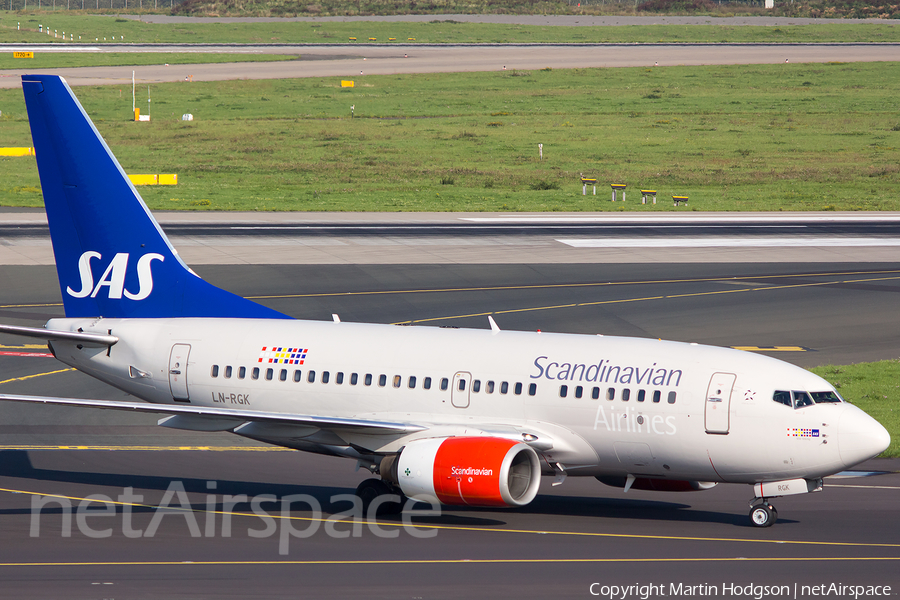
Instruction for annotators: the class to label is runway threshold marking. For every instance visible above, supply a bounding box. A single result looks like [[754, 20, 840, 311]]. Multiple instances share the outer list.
[[393, 274, 900, 326], [0, 368, 75, 386], [247, 268, 900, 301], [0, 556, 899, 568], [1, 485, 899, 550]]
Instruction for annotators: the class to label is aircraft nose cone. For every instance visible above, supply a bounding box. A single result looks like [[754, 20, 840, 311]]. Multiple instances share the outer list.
[[838, 406, 891, 468]]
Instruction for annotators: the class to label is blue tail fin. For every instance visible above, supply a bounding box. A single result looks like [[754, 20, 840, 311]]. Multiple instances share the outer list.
[[22, 75, 289, 320]]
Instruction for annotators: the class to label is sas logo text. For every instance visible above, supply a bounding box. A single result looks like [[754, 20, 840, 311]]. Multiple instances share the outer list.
[[67, 251, 164, 300]]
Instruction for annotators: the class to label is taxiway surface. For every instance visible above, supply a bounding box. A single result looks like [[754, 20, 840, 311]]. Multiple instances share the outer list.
[[0, 449, 896, 599], [1, 43, 897, 88], [1, 24, 898, 595], [2, 211, 900, 265], [0, 218, 898, 597]]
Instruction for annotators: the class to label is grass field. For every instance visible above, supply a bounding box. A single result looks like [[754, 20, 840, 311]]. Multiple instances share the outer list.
[[1, 60, 898, 211], [2, 13, 900, 44], [811, 360, 900, 458]]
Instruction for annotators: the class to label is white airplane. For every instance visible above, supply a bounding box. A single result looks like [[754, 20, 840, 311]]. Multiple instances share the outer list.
[[0, 74, 890, 528]]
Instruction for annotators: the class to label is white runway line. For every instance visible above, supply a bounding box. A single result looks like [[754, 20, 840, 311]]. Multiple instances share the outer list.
[[465, 214, 900, 223], [231, 224, 805, 230], [557, 238, 900, 248], [2, 46, 102, 53]]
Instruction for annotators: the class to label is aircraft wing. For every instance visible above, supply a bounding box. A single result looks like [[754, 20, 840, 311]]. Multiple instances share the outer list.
[[0, 393, 425, 435]]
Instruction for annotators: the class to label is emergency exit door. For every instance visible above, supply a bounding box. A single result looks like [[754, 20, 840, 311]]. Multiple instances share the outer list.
[[451, 371, 471, 408]]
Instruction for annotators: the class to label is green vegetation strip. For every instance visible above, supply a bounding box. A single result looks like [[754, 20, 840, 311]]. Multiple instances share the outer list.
[[1, 13, 900, 44], [0, 61, 898, 212], [166, 0, 900, 20], [0, 52, 296, 69], [812, 360, 900, 458]]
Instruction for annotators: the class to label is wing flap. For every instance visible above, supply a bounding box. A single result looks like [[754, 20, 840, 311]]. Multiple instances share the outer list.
[[158, 414, 248, 432]]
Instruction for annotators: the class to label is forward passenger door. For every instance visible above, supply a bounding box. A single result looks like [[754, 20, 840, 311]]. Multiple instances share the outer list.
[[705, 372, 736, 434]]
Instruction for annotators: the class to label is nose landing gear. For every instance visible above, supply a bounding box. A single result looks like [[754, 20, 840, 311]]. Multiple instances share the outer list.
[[748, 477, 822, 527]]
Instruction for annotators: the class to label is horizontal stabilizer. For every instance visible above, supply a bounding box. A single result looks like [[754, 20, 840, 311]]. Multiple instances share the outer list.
[[0, 324, 117, 346]]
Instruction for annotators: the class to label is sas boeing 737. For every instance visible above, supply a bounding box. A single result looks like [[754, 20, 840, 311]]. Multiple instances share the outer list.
[[0, 75, 890, 527]]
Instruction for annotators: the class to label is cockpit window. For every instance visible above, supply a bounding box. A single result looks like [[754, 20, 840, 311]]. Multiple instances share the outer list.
[[793, 391, 814, 408], [811, 391, 843, 404], [774, 390, 837, 409], [773, 390, 792, 407]]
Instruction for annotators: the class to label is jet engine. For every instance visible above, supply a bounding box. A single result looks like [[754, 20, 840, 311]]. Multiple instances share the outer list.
[[382, 436, 541, 507], [596, 476, 718, 492]]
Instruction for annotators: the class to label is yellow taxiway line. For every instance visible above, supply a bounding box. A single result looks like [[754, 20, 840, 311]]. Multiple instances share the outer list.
[[392, 273, 900, 326], [0, 368, 75, 386], [1, 485, 899, 550], [249, 268, 900, 301]]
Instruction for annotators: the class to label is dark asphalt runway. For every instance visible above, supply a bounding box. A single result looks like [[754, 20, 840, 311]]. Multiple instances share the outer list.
[[5, 218, 900, 239], [0, 449, 897, 599], [1, 261, 899, 598]]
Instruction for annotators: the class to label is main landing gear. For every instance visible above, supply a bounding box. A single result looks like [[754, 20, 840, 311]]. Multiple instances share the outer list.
[[355, 478, 407, 516], [749, 498, 778, 528]]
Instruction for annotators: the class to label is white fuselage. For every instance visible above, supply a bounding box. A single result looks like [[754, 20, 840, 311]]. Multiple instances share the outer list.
[[46, 316, 886, 485]]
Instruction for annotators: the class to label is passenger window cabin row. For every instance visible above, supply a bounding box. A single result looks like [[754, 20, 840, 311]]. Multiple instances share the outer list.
[[208, 364, 683, 404], [209, 366, 539, 397], [559, 384, 677, 404], [458, 378, 537, 397]]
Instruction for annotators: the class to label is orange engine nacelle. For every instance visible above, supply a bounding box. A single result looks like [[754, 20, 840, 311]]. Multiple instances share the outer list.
[[386, 436, 542, 507]]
